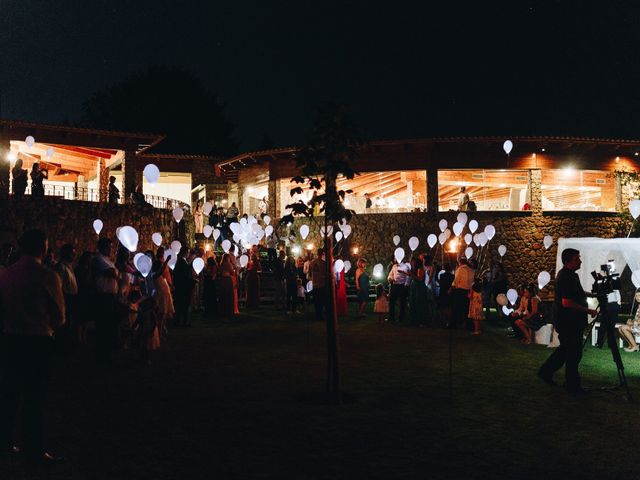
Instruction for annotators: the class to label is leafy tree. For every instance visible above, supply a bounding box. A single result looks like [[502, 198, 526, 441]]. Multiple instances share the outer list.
[[280, 103, 362, 404], [81, 65, 238, 156]]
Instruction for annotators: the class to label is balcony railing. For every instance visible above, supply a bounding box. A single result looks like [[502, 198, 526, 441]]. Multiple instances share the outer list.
[[12, 184, 190, 212]]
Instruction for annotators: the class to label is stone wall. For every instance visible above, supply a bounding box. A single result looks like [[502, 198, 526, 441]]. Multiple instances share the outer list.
[[291, 211, 630, 300], [0, 197, 192, 254]]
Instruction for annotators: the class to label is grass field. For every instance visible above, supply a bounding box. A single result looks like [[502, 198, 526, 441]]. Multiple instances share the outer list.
[[1, 307, 638, 479]]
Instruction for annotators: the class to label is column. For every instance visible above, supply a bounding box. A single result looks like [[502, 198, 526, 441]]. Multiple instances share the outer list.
[[122, 149, 141, 203], [426, 169, 438, 214], [237, 186, 245, 215], [0, 135, 9, 198], [98, 158, 109, 202], [268, 179, 281, 219], [529, 169, 542, 216]]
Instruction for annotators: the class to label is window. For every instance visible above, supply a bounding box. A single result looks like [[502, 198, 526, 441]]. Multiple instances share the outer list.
[[541, 169, 614, 211], [438, 170, 529, 211]]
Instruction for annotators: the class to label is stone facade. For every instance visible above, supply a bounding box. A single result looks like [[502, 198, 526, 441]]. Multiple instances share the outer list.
[[0, 197, 190, 254], [291, 211, 630, 300]]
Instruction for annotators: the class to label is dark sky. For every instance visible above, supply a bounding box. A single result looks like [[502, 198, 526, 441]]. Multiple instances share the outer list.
[[2, 1, 640, 150]]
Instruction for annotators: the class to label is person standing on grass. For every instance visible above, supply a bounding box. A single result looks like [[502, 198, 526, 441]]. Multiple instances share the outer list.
[[310, 248, 327, 321], [284, 255, 298, 314], [387, 259, 410, 323], [173, 247, 196, 327], [538, 248, 597, 394], [0, 229, 66, 465], [468, 281, 485, 335], [355, 259, 370, 316], [449, 257, 474, 329], [91, 237, 119, 364], [272, 250, 286, 310]]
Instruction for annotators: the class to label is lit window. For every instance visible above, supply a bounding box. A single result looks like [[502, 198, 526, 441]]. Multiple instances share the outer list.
[[438, 170, 530, 211], [541, 170, 614, 211]]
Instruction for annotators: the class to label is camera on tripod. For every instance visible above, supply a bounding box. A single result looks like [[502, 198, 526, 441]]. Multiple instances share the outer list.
[[591, 261, 621, 297]]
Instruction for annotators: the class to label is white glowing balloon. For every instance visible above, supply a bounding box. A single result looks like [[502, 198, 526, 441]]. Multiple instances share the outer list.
[[538, 271, 551, 289], [342, 224, 352, 239], [334, 259, 345, 273], [203, 225, 213, 238], [465, 246, 473, 259], [251, 223, 262, 234], [163, 249, 172, 262], [133, 252, 145, 267], [630, 200, 640, 220], [473, 234, 480, 246], [444, 229, 451, 240], [394, 247, 405, 264], [203, 202, 213, 215], [307, 280, 313, 292], [320, 226, 333, 237], [135, 255, 152, 278], [543, 235, 553, 250], [229, 222, 241, 235], [496, 293, 508, 306], [344, 260, 352, 273], [633, 270, 640, 288], [427, 234, 437, 248], [300, 224, 310, 240], [373, 264, 384, 277], [213, 229, 221, 241], [393, 235, 401, 246], [25, 135, 35, 147], [221, 239, 231, 253], [408, 236, 419, 252], [335, 231, 343, 242], [468, 219, 478, 234], [143, 164, 160, 184], [464, 233, 472, 245], [171, 240, 182, 253], [46, 146, 54, 158], [498, 244, 507, 257], [453, 222, 463, 237], [172, 207, 184, 223], [248, 215, 258, 225], [507, 288, 518, 305], [232, 234, 241, 243], [239, 255, 249, 268], [92, 219, 103, 235], [484, 225, 496, 240], [192, 257, 205, 274], [478, 232, 488, 247], [263, 215, 271, 225], [457, 212, 468, 226], [168, 255, 177, 270], [152, 232, 163, 246], [438, 219, 447, 233], [240, 217, 248, 226], [117, 226, 139, 253], [265, 225, 274, 237], [438, 233, 447, 245], [502, 305, 514, 316], [503, 139, 513, 155]]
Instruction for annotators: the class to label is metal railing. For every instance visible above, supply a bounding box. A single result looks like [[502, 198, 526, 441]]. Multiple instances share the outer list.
[[12, 184, 190, 212]]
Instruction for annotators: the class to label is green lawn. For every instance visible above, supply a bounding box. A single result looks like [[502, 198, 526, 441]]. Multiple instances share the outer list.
[[2, 308, 638, 479]]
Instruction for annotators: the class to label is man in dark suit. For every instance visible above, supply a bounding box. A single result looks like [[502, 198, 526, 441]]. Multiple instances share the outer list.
[[173, 247, 195, 327]]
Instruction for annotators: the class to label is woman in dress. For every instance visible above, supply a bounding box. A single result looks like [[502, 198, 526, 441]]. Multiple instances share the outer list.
[[30, 162, 48, 199], [335, 256, 348, 316], [203, 255, 218, 318], [355, 259, 370, 316], [194, 199, 204, 234], [218, 253, 237, 319], [11, 158, 28, 198], [408, 256, 428, 325], [245, 248, 262, 309], [512, 283, 545, 344], [153, 259, 174, 341]]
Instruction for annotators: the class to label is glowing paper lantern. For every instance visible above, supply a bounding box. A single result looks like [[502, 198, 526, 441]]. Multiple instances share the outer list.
[[172, 207, 184, 223], [263, 215, 271, 225], [427, 234, 437, 248], [457, 212, 468, 226], [344, 260, 352, 273], [92, 219, 103, 235], [468, 219, 478, 234], [503, 140, 513, 155], [629, 200, 640, 220], [265, 225, 274, 237], [453, 222, 463, 237], [213, 229, 221, 241], [465, 246, 473, 259], [393, 235, 401, 246], [203, 202, 213, 215], [143, 164, 160, 184], [394, 247, 405, 264], [496, 293, 508, 306], [117, 226, 139, 253], [506, 288, 518, 305], [171, 240, 182, 254], [484, 225, 496, 240], [192, 257, 205, 274], [203, 225, 213, 238], [221, 239, 231, 253], [152, 232, 163, 246], [408, 236, 419, 252], [135, 254, 152, 278], [543, 235, 553, 250], [464, 233, 472, 245], [300, 225, 310, 240], [438, 219, 447, 233], [538, 271, 551, 289], [25, 135, 35, 147], [335, 231, 343, 242], [342, 224, 352, 239], [334, 259, 345, 273], [498, 244, 507, 257]]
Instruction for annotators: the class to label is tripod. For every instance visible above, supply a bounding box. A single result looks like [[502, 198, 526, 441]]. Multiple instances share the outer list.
[[583, 294, 633, 401]]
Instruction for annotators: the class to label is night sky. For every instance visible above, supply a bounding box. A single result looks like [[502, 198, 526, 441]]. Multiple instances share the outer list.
[[2, 1, 640, 150]]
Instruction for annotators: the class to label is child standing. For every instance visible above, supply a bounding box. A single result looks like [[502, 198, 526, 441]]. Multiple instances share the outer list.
[[296, 278, 306, 312], [373, 284, 389, 324], [468, 280, 485, 335]]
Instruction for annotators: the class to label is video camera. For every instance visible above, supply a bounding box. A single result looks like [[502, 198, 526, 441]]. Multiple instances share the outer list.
[[591, 261, 621, 297]]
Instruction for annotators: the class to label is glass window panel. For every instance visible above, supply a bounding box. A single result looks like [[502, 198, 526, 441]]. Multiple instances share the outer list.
[[438, 170, 529, 211], [541, 169, 614, 211]]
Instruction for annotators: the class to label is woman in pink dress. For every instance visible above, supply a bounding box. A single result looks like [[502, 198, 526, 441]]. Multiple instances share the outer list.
[[336, 268, 348, 316]]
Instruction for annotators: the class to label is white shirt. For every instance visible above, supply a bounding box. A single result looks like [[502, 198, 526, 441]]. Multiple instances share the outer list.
[[388, 263, 411, 286], [452, 264, 475, 290]]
